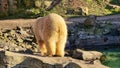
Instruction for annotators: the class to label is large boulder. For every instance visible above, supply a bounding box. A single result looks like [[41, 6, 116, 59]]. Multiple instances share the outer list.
[[119, 0, 120, 3], [0, 51, 109, 68]]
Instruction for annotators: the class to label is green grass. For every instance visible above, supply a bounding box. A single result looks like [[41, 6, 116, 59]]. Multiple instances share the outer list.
[[100, 48, 120, 68]]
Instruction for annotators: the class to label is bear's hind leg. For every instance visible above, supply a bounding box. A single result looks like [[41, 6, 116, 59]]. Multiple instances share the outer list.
[[38, 40, 47, 56]]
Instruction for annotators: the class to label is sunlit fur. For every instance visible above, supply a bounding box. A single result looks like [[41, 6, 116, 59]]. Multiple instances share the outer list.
[[33, 13, 67, 57]]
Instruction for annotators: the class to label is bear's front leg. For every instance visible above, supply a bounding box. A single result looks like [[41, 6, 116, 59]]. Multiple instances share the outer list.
[[56, 42, 65, 57], [45, 41, 56, 56], [55, 34, 67, 57]]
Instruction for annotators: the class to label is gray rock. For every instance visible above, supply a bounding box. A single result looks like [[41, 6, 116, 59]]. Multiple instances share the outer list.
[[15, 37, 23, 43], [16, 26, 29, 36], [67, 20, 120, 49], [0, 51, 109, 68], [3, 46, 9, 50], [25, 49, 33, 54], [14, 48, 19, 51], [0, 31, 2, 36], [70, 49, 103, 61]]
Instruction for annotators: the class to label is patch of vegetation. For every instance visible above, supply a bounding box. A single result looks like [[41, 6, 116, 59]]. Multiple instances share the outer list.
[[0, 0, 120, 19], [110, 0, 120, 6], [110, 8, 120, 15], [101, 48, 120, 68]]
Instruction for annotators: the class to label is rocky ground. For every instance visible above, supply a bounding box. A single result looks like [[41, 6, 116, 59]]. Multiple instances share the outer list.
[[0, 50, 108, 68], [0, 14, 120, 68], [0, 25, 109, 68], [0, 18, 119, 53], [0, 26, 37, 54]]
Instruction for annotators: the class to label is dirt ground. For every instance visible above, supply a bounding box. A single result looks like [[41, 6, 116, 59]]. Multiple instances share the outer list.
[[0, 19, 35, 29], [0, 14, 120, 29]]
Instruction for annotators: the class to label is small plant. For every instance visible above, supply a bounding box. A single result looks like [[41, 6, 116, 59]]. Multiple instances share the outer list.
[[39, 8, 48, 17]]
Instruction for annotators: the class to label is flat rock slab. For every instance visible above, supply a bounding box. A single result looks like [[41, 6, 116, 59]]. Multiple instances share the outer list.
[[0, 51, 109, 68]]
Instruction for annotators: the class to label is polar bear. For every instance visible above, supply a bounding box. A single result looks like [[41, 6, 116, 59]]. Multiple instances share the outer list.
[[33, 13, 67, 57]]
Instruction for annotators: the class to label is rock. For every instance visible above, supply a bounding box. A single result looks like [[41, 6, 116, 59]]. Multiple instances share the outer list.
[[67, 19, 120, 48], [16, 26, 29, 36], [15, 37, 23, 43], [23, 38, 33, 44], [89, 51, 103, 59], [83, 15, 96, 29], [9, 30, 16, 35], [25, 45, 32, 49], [2, 28, 11, 33], [16, 26, 22, 31], [71, 49, 103, 61], [14, 48, 19, 51], [35, 0, 41, 8], [33, 48, 38, 53], [119, 0, 120, 3], [20, 44, 26, 48], [44, 1, 52, 8], [0, 31, 2, 36], [0, 27, 38, 53], [3, 33, 9, 38], [20, 30, 29, 36], [80, 7, 89, 15], [0, 51, 109, 68], [24, 49, 33, 54], [3, 46, 9, 50], [66, 41, 70, 49]]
